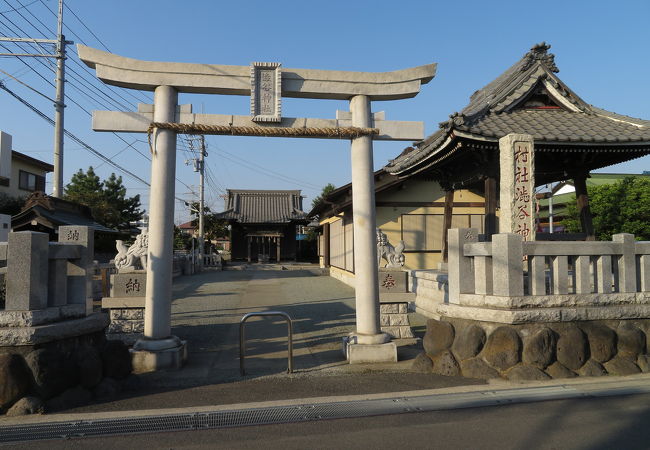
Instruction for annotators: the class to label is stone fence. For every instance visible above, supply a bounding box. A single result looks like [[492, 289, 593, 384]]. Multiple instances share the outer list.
[[0, 227, 94, 320], [445, 229, 650, 324]]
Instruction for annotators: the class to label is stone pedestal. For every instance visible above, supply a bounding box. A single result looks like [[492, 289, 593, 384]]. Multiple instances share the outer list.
[[130, 336, 187, 373], [344, 339, 397, 364], [378, 269, 415, 339], [380, 294, 415, 339], [102, 272, 147, 344], [102, 297, 145, 344]]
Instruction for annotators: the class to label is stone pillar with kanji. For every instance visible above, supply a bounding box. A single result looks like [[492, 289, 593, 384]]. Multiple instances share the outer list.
[[499, 134, 535, 241]]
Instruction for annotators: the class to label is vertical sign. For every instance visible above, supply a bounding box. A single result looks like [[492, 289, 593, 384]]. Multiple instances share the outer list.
[[250, 62, 282, 122], [499, 134, 535, 241]]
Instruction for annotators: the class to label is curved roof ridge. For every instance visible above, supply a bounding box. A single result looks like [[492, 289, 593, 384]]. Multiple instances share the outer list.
[[589, 106, 650, 128], [385, 42, 650, 177]]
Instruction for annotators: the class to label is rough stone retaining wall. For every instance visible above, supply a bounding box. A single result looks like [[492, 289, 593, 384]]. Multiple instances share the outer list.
[[414, 317, 650, 381], [0, 332, 133, 416]]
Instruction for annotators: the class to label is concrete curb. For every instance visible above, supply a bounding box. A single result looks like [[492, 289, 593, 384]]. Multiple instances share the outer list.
[[3, 373, 649, 428]]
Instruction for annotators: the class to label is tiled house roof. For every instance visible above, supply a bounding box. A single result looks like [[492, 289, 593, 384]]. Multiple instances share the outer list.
[[11, 192, 117, 233], [386, 42, 650, 177], [215, 189, 307, 224]]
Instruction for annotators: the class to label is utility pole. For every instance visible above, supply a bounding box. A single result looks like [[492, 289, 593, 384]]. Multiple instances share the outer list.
[[198, 135, 206, 271], [52, 0, 66, 198], [0, 0, 69, 197], [188, 135, 206, 271]]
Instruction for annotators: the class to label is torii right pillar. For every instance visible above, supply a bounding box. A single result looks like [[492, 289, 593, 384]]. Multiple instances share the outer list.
[[345, 95, 396, 363]]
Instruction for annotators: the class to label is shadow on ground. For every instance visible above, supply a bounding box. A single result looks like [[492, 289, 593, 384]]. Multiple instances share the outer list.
[[54, 268, 484, 415]]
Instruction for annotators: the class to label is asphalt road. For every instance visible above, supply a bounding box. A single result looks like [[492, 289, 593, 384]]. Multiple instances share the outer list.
[[7, 393, 650, 449]]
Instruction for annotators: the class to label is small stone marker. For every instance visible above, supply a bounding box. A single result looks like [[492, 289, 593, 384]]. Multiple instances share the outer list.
[[499, 133, 535, 241], [59, 226, 94, 315], [6, 232, 49, 311]]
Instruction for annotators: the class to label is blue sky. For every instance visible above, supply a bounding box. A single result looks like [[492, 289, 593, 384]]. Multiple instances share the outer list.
[[1, 0, 649, 223]]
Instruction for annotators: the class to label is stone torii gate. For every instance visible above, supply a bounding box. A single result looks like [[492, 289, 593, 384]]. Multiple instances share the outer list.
[[78, 45, 436, 370]]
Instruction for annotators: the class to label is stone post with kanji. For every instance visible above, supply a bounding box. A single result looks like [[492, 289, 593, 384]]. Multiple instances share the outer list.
[[499, 134, 535, 241]]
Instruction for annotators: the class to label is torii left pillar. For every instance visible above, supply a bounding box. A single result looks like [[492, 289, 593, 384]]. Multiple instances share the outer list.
[[131, 85, 187, 372]]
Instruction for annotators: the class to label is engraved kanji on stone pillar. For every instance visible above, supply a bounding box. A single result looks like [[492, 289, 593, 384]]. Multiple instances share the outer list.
[[499, 134, 535, 241], [59, 225, 94, 315], [250, 62, 281, 122]]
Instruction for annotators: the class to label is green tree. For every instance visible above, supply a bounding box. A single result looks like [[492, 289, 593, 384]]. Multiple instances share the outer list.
[[187, 202, 229, 249], [173, 225, 192, 250], [103, 173, 143, 228], [0, 193, 26, 216], [562, 176, 650, 240], [64, 167, 143, 230], [311, 183, 336, 210]]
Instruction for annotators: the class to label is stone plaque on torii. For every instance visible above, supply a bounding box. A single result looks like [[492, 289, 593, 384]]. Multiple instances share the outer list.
[[78, 45, 436, 368]]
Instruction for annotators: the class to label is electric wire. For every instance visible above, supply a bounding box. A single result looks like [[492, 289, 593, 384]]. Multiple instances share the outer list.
[[0, 0, 38, 14], [0, 65, 52, 100], [2, 13, 192, 192], [2, 1, 271, 205], [211, 145, 321, 190], [7, 0, 148, 109], [0, 80, 149, 186], [0, 80, 195, 204], [2, 4, 135, 111], [38, 0, 150, 104]]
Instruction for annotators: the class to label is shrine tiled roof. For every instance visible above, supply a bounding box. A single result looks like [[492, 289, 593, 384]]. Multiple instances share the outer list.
[[215, 189, 307, 224], [11, 192, 117, 233], [386, 42, 650, 176]]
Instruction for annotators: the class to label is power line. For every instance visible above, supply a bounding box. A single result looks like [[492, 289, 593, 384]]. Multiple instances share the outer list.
[[62, 1, 110, 52], [1, 1, 205, 201], [0, 65, 53, 100], [211, 144, 322, 190], [3, 0, 148, 111], [38, 0, 150, 104], [0, 0, 38, 14], [2, 2, 137, 111], [0, 80, 150, 186], [1, 79, 196, 205]]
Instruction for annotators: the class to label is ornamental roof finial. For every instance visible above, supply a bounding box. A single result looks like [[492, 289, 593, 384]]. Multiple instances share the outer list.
[[521, 42, 559, 73]]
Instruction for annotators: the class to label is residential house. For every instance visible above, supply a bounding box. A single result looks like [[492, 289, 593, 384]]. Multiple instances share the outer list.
[[0, 131, 52, 199]]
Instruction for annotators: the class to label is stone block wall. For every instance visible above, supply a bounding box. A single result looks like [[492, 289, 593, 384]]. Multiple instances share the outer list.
[[414, 317, 650, 380], [408, 270, 448, 318], [380, 302, 414, 339], [107, 308, 144, 345]]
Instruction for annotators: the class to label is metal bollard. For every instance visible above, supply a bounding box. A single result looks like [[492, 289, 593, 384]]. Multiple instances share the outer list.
[[240, 311, 293, 376]]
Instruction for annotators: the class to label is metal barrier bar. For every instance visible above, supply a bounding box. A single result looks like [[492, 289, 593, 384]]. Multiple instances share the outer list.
[[240, 311, 293, 376]]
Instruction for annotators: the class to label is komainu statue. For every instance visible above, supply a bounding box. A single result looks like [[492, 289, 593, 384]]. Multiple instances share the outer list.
[[376, 228, 405, 268], [114, 228, 148, 272]]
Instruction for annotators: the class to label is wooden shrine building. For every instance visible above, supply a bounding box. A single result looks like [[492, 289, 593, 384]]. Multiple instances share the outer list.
[[385, 42, 650, 242], [215, 189, 308, 262], [11, 192, 116, 238]]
